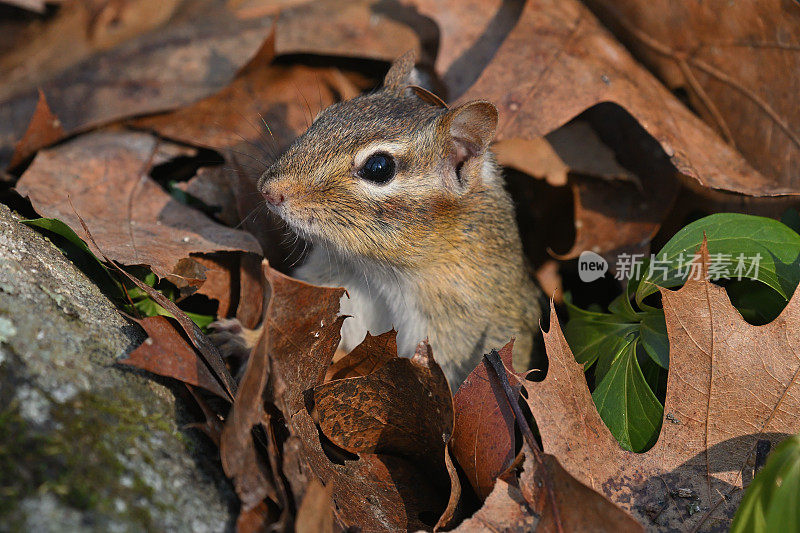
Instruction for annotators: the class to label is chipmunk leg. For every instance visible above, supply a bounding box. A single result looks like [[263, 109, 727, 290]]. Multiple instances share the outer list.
[[207, 318, 262, 365]]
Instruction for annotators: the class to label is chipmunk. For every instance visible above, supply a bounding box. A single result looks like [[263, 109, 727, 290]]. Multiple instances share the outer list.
[[215, 52, 542, 389]]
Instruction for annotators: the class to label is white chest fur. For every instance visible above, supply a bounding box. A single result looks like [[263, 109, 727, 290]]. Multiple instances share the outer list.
[[292, 246, 427, 358]]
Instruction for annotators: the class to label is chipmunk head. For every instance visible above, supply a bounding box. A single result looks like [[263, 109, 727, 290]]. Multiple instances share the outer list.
[[258, 51, 499, 266]]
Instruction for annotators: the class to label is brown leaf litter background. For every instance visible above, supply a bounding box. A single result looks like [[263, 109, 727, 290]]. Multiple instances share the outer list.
[[2, 0, 800, 530]]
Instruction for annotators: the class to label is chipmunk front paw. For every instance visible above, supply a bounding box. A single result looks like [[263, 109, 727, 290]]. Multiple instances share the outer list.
[[207, 318, 262, 369]]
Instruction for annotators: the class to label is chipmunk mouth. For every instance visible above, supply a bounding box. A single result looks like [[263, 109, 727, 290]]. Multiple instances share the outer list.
[[264, 200, 322, 243]]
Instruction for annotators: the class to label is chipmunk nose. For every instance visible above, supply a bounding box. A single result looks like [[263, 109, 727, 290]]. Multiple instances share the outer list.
[[262, 188, 284, 206]]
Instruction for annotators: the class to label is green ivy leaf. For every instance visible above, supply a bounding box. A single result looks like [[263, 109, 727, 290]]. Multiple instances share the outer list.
[[565, 213, 800, 455], [636, 213, 800, 304], [731, 434, 800, 533], [23, 218, 95, 256], [726, 279, 787, 325], [639, 311, 668, 368], [591, 338, 663, 452], [564, 297, 638, 375], [133, 296, 214, 330], [780, 208, 800, 235]]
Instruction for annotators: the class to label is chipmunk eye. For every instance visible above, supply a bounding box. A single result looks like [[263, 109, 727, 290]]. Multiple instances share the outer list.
[[359, 152, 395, 184]]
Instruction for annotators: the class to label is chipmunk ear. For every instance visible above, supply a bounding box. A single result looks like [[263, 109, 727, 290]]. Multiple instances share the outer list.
[[383, 50, 416, 94], [443, 100, 498, 156], [438, 100, 498, 188]]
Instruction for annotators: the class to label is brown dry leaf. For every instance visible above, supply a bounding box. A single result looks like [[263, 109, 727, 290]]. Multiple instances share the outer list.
[[517, 242, 800, 530], [523, 451, 644, 532], [453, 444, 643, 532], [236, 500, 277, 533], [562, 170, 678, 260], [185, 385, 225, 448], [228, 0, 311, 19], [120, 316, 229, 399], [450, 476, 538, 532], [494, 120, 635, 187], [313, 339, 453, 477], [130, 33, 356, 162], [259, 266, 452, 531], [534, 260, 562, 305], [220, 293, 277, 511], [587, 0, 800, 189], [450, 341, 516, 500], [435, 447, 464, 530], [495, 115, 677, 259], [236, 253, 265, 328], [193, 255, 239, 318], [1, 0, 48, 12], [0, 1, 272, 167], [0, 0, 179, 98], [452, 351, 641, 532], [560, 106, 683, 260], [502, 444, 642, 532], [8, 89, 65, 169], [16, 131, 261, 285], [194, 253, 264, 329], [410, 0, 786, 195], [73, 212, 237, 400], [171, 161, 295, 274], [493, 137, 570, 187], [274, 0, 426, 62], [398, 0, 524, 97], [324, 330, 398, 381], [294, 479, 334, 533], [173, 166, 240, 227]]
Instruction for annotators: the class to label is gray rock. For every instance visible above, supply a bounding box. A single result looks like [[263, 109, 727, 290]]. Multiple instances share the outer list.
[[0, 203, 237, 532]]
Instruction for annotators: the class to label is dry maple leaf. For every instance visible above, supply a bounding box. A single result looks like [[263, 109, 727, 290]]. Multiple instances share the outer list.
[[8, 89, 65, 170], [130, 30, 361, 162], [452, 348, 643, 532], [407, 0, 786, 196], [74, 218, 237, 400], [586, 0, 800, 190], [515, 241, 800, 530], [16, 131, 261, 287], [273, 0, 428, 63], [294, 479, 335, 533], [0, 0, 179, 99], [120, 315, 229, 399], [450, 340, 517, 501], [193, 253, 264, 329], [0, 0, 272, 168], [250, 265, 456, 531], [324, 329, 399, 381]]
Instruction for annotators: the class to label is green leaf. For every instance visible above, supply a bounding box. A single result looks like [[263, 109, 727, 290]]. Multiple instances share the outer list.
[[133, 296, 214, 330], [636, 213, 800, 303], [564, 297, 638, 375], [726, 279, 788, 325], [23, 218, 94, 255], [731, 434, 800, 533], [607, 290, 639, 320], [639, 311, 669, 368], [780, 208, 800, 235], [591, 338, 663, 452]]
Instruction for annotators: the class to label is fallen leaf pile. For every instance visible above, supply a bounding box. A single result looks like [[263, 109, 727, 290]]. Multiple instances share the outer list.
[[2, 0, 800, 530]]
